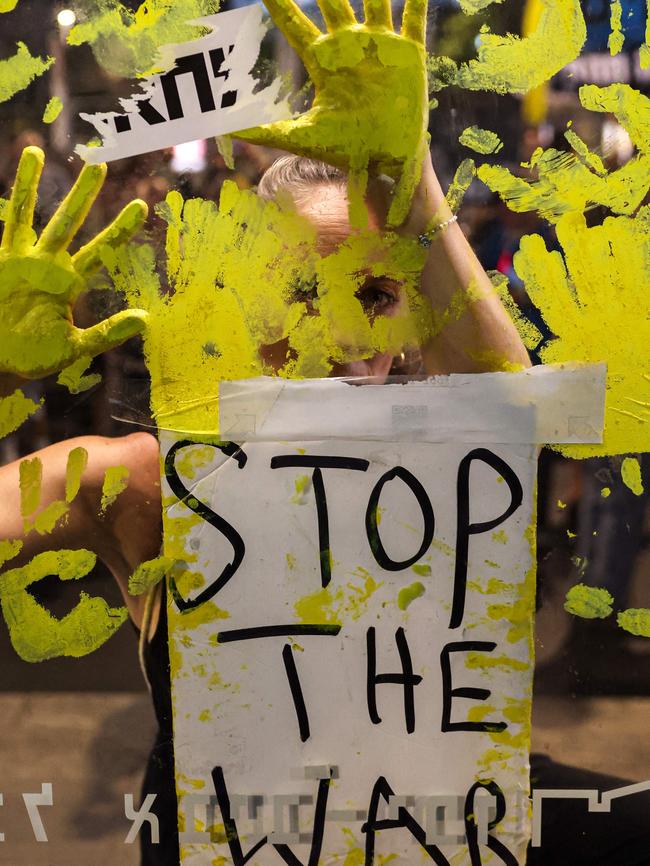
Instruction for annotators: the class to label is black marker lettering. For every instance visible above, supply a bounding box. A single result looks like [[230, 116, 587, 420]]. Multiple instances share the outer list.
[[362, 775, 451, 866], [271, 455, 369, 588], [211, 766, 331, 866], [164, 440, 247, 612], [366, 627, 422, 734], [365, 466, 434, 571], [464, 780, 518, 866], [273, 771, 332, 866], [211, 766, 267, 865], [451, 449, 523, 629], [440, 641, 507, 733], [216, 624, 341, 643], [282, 643, 311, 742]]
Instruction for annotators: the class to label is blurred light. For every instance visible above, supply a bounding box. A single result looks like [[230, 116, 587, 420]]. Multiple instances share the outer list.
[[602, 119, 634, 165], [57, 9, 77, 27], [171, 140, 207, 174]]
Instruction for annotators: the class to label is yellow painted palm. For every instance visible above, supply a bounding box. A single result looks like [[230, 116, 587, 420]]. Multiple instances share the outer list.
[[0, 146, 148, 379], [233, 0, 430, 226]]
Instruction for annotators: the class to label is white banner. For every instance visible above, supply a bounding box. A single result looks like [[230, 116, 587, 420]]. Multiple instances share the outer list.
[[77, 5, 291, 164], [160, 369, 604, 866]]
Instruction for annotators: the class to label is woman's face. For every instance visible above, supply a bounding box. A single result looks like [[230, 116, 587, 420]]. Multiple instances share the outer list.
[[260, 182, 405, 381]]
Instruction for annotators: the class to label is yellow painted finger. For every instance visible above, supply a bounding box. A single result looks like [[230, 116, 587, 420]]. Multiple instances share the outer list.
[[363, 0, 393, 29], [262, 0, 322, 55], [316, 0, 356, 31], [73, 308, 148, 359], [72, 198, 148, 279], [35, 162, 107, 255], [401, 0, 427, 43], [1, 146, 44, 251]]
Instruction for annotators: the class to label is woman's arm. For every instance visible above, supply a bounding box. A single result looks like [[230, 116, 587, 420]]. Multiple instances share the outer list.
[[402, 151, 531, 375], [0, 432, 162, 629]]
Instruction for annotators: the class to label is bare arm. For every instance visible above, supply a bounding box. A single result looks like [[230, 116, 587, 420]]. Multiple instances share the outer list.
[[0, 432, 162, 629], [403, 151, 531, 375]]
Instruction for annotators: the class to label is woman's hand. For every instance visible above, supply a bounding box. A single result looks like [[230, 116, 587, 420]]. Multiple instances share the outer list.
[[233, 0, 430, 226], [0, 146, 149, 380]]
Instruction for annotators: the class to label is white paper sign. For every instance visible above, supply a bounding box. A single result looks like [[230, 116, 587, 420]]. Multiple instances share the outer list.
[[159, 370, 604, 866], [77, 5, 291, 164]]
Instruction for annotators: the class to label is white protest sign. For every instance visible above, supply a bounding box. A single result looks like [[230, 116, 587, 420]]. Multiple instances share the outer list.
[[76, 5, 291, 164], [159, 366, 604, 866]]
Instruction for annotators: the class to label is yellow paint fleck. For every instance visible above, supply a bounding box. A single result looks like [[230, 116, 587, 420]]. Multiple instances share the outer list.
[[617, 608, 650, 637], [459, 125, 503, 154], [564, 583, 614, 619], [397, 580, 425, 610], [291, 474, 311, 503], [601, 486, 611, 497], [57, 356, 101, 394], [42, 96, 63, 124], [621, 456, 644, 495]]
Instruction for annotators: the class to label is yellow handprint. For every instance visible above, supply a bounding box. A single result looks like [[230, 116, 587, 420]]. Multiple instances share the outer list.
[[233, 0, 429, 226], [0, 146, 149, 381], [478, 84, 650, 457], [0, 447, 133, 661]]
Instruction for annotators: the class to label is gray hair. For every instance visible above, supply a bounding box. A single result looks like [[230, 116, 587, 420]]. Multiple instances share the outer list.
[[257, 155, 347, 203]]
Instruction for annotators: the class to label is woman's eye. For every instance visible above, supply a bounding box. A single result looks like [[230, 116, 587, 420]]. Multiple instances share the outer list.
[[357, 284, 398, 315]]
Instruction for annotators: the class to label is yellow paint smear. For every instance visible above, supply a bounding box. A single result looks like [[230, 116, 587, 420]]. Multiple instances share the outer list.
[[454, 0, 586, 94], [67, 0, 220, 78], [100, 465, 130, 513], [459, 125, 503, 154], [0, 539, 22, 567], [480, 84, 650, 457], [19, 456, 41, 518], [0, 389, 41, 439], [128, 556, 175, 596], [295, 572, 383, 625], [609, 0, 625, 55], [0, 43, 53, 104], [65, 446, 88, 503]]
